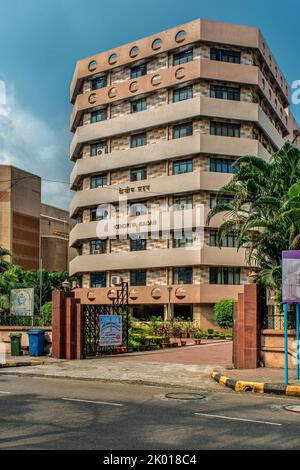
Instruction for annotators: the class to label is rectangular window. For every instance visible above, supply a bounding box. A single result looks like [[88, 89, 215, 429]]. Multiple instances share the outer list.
[[90, 141, 108, 156], [210, 122, 240, 138], [173, 85, 193, 103], [210, 48, 241, 64], [210, 195, 234, 209], [91, 108, 107, 124], [131, 64, 147, 79], [131, 98, 147, 113], [173, 267, 193, 285], [173, 233, 193, 248], [91, 173, 108, 189], [131, 132, 147, 148], [130, 269, 147, 286], [210, 85, 240, 101], [77, 275, 83, 288], [210, 158, 235, 174], [210, 230, 238, 248], [173, 49, 193, 66], [90, 272, 106, 288], [173, 122, 193, 139], [210, 267, 241, 285], [90, 207, 109, 221], [130, 166, 147, 182], [173, 159, 193, 175], [173, 196, 193, 210], [129, 203, 147, 217], [90, 239, 107, 254], [130, 238, 147, 251], [91, 75, 108, 90]]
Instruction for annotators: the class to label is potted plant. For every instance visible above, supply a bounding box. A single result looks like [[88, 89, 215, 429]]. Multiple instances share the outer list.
[[194, 329, 203, 345], [180, 339, 187, 347]]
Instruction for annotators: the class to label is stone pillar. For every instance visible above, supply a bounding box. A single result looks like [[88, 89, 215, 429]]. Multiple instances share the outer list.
[[233, 284, 260, 369], [52, 291, 83, 360]]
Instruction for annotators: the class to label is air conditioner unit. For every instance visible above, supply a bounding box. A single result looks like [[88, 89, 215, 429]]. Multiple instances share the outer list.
[[111, 276, 122, 286], [97, 149, 103, 155]]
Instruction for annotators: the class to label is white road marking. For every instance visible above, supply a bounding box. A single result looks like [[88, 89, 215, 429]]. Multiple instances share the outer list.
[[194, 413, 282, 427], [0, 391, 11, 395], [62, 398, 124, 407]]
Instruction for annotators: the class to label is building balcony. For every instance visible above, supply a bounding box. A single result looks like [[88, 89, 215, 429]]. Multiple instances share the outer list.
[[69, 170, 234, 217], [70, 19, 289, 108], [69, 245, 247, 276], [70, 133, 269, 188], [71, 59, 289, 134], [70, 96, 284, 161], [69, 208, 204, 247], [74, 283, 245, 305]]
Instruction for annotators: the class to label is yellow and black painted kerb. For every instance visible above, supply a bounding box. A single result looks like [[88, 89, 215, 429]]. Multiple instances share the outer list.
[[212, 371, 300, 398], [0, 361, 44, 369]]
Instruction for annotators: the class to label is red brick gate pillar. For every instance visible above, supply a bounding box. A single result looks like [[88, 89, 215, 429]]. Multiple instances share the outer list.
[[52, 291, 84, 360], [233, 284, 260, 369]]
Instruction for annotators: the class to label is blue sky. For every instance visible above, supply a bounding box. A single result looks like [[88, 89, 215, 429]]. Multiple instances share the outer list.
[[0, 0, 299, 209]]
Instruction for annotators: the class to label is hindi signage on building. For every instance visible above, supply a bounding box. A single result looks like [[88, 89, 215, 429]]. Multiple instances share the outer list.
[[99, 315, 123, 347], [282, 251, 300, 303], [10, 288, 34, 316]]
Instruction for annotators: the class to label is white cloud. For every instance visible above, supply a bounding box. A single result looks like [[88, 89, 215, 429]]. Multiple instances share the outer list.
[[0, 84, 72, 210]]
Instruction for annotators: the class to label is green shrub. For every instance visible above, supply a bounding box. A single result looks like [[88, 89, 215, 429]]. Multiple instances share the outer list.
[[39, 301, 52, 326], [214, 299, 236, 329]]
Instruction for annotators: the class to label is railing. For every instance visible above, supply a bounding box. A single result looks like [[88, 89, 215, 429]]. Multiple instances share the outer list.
[[262, 312, 296, 330], [0, 315, 45, 327]]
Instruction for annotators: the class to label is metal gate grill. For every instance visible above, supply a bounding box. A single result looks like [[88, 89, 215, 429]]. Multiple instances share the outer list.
[[83, 282, 129, 357]]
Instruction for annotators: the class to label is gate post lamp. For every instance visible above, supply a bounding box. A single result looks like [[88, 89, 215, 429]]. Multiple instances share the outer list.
[[62, 279, 71, 292]]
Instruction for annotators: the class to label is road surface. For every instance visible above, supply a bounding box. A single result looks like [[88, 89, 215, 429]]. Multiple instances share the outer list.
[[0, 374, 300, 450]]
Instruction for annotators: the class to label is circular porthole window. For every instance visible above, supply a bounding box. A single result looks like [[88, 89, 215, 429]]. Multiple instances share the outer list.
[[108, 53, 118, 65], [88, 60, 97, 72], [175, 67, 186, 80], [129, 81, 139, 93], [151, 74, 161, 86], [108, 87, 117, 99], [152, 38, 162, 51], [129, 46, 140, 58], [88, 93, 97, 104], [175, 30, 187, 43]]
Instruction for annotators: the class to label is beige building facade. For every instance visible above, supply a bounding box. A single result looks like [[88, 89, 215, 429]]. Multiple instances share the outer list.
[[69, 19, 300, 327], [0, 165, 74, 272]]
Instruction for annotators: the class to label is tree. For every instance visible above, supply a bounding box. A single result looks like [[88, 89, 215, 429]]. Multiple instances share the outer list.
[[214, 299, 235, 329], [208, 141, 300, 310], [0, 247, 12, 273]]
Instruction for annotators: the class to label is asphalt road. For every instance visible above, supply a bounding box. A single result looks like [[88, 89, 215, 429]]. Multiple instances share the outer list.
[[0, 374, 300, 450]]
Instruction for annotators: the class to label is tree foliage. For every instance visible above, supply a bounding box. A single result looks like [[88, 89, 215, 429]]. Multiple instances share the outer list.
[[214, 299, 235, 329], [0, 250, 75, 314], [208, 141, 300, 293]]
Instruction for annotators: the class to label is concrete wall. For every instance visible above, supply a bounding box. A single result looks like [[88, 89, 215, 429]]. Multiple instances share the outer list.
[[261, 330, 297, 368], [0, 327, 52, 355]]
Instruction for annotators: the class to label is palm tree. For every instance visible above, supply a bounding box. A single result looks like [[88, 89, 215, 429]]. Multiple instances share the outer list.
[[207, 141, 300, 300]]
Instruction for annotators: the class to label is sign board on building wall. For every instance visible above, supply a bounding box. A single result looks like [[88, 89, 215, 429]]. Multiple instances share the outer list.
[[10, 288, 34, 316], [282, 251, 300, 303], [99, 315, 122, 347]]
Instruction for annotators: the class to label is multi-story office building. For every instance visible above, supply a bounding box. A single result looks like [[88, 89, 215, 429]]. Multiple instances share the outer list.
[[69, 19, 299, 328], [0, 165, 75, 272]]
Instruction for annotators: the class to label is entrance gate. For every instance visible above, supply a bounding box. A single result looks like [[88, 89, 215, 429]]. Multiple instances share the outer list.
[[83, 282, 129, 357]]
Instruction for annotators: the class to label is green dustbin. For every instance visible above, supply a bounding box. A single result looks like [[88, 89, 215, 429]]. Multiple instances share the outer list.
[[10, 333, 22, 357]]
